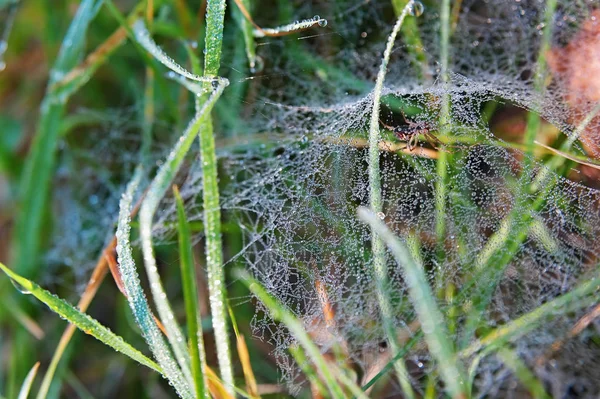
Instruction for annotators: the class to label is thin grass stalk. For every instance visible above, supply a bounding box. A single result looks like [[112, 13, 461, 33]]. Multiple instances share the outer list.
[[174, 186, 208, 399], [199, 0, 234, 392], [367, 1, 416, 396], [358, 207, 467, 399], [435, 0, 451, 268], [232, 0, 257, 71]]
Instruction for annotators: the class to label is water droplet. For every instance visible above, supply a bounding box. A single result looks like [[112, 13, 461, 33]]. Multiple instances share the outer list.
[[409, 1, 424, 17], [376, 212, 386, 220], [10, 278, 31, 295], [317, 19, 328, 27]]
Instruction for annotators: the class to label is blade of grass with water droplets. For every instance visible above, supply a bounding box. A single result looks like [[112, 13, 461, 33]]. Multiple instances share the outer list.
[[358, 207, 467, 399], [368, 2, 418, 396], [0, 262, 162, 375], [199, 0, 235, 392], [133, 18, 229, 388], [116, 167, 193, 398]]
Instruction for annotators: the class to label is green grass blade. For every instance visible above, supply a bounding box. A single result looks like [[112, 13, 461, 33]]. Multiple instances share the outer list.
[[368, 2, 418, 396], [115, 167, 193, 398], [0, 262, 162, 375], [237, 270, 368, 399], [496, 348, 551, 399], [231, 0, 258, 72], [203, 0, 226, 78], [435, 0, 451, 268], [199, 0, 234, 392], [357, 207, 467, 399], [12, 0, 102, 277], [174, 185, 208, 399], [17, 362, 39, 399], [133, 19, 229, 389]]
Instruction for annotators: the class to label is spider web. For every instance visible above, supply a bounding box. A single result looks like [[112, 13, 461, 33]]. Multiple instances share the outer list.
[[46, 0, 600, 396]]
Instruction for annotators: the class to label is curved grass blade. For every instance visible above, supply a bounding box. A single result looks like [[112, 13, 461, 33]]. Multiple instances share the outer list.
[[367, 3, 419, 396], [17, 362, 39, 399], [0, 262, 161, 375], [174, 185, 208, 399], [116, 167, 192, 398], [357, 207, 467, 399]]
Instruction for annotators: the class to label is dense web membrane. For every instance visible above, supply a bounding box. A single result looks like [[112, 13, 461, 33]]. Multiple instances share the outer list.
[[207, 1, 600, 395], [50, 0, 600, 396]]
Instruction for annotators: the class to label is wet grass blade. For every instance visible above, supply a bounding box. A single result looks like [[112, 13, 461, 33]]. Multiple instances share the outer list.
[[0, 262, 162, 375], [174, 185, 208, 399], [358, 207, 468, 399], [116, 167, 193, 398], [200, 0, 234, 392], [367, 2, 419, 396]]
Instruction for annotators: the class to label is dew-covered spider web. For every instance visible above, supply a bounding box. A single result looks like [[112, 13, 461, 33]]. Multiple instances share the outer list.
[[50, 0, 600, 396]]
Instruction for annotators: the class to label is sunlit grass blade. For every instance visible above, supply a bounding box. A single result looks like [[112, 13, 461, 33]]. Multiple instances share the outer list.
[[496, 348, 551, 399], [174, 185, 207, 399], [12, 0, 102, 277], [0, 262, 162, 375], [237, 270, 369, 399], [357, 207, 467, 399], [115, 166, 193, 398], [435, 0, 452, 270], [17, 362, 39, 399]]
